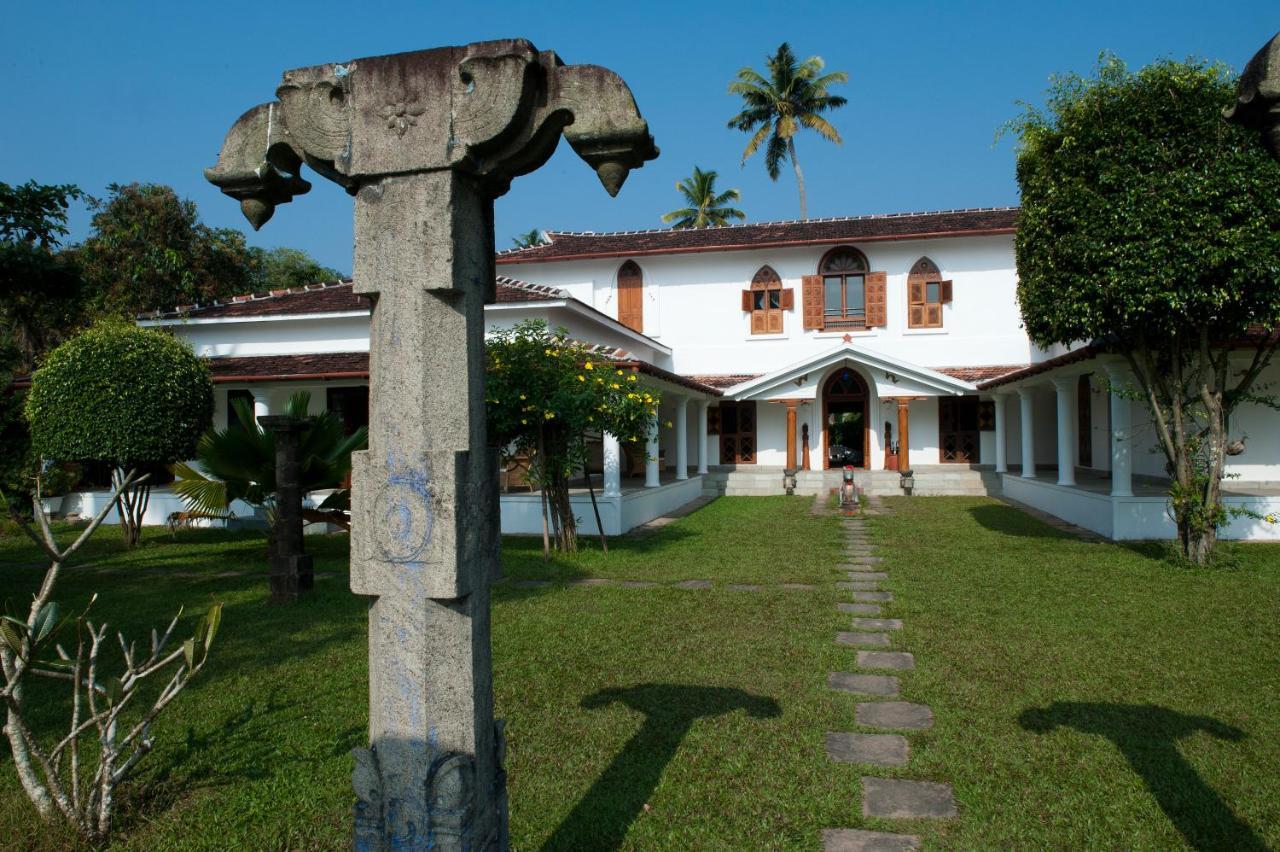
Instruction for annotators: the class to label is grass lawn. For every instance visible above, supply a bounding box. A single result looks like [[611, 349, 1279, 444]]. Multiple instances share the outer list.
[[0, 495, 1277, 849]]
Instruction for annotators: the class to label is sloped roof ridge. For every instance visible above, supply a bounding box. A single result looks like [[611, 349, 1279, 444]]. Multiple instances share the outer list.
[[494, 274, 570, 299], [495, 206, 1021, 251], [137, 277, 354, 320]]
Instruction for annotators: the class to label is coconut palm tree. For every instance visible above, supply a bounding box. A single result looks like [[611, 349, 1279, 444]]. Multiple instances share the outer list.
[[661, 167, 746, 229], [512, 229, 544, 248], [171, 390, 366, 530], [727, 43, 848, 220]]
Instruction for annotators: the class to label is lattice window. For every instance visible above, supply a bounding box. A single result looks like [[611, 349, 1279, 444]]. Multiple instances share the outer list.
[[907, 256, 951, 329], [742, 265, 791, 334]]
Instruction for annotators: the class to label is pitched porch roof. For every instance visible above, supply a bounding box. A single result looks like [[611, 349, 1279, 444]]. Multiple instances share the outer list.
[[723, 341, 980, 400]]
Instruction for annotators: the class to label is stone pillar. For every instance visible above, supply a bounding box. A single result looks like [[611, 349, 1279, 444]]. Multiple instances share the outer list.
[[696, 401, 709, 475], [785, 400, 799, 470], [993, 394, 1008, 474], [674, 396, 689, 480], [1105, 363, 1134, 498], [602, 432, 622, 498], [1019, 388, 1037, 478], [1053, 375, 1077, 487], [206, 42, 657, 852], [645, 415, 660, 488], [259, 415, 314, 603]]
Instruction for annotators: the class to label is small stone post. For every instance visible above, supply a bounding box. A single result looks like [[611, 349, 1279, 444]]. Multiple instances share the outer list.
[[206, 41, 656, 851], [259, 414, 314, 603]]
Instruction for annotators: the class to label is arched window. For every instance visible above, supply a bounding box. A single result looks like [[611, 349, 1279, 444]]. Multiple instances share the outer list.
[[819, 247, 870, 329], [907, 256, 951, 329], [742, 265, 791, 334], [617, 260, 643, 332]]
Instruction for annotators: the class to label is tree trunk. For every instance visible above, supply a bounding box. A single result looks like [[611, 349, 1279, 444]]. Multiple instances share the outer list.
[[112, 467, 150, 549], [788, 138, 807, 220]]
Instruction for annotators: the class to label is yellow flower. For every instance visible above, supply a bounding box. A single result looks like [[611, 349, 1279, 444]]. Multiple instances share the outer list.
[[616, 369, 624, 376], [521, 418, 528, 424], [519, 394, 526, 400], [545, 411, 555, 419], [627, 374, 637, 382], [1267, 513, 1278, 524], [610, 383, 621, 389], [596, 377, 604, 384], [544, 348, 553, 356], [585, 362, 594, 370], [578, 374, 585, 382]]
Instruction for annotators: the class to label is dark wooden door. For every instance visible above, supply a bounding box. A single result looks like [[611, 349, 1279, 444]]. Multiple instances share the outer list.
[[718, 401, 756, 464], [939, 396, 980, 463]]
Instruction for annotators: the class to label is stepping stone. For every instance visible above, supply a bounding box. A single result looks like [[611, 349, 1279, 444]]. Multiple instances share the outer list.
[[822, 828, 920, 851], [838, 603, 882, 616], [848, 571, 889, 581], [569, 578, 614, 586], [780, 583, 816, 591], [856, 702, 934, 730], [214, 571, 245, 579], [837, 581, 880, 591], [857, 651, 915, 671], [848, 556, 884, 565], [837, 631, 891, 647], [826, 732, 909, 766], [828, 672, 899, 696], [513, 579, 551, 589], [854, 591, 893, 603], [673, 579, 712, 590], [727, 583, 761, 592], [852, 617, 902, 630], [861, 778, 957, 819], [619, 580, 659, 589]]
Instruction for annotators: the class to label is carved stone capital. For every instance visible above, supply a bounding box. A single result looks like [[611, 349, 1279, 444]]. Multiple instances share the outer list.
[[1226, 32, 1280, 161]]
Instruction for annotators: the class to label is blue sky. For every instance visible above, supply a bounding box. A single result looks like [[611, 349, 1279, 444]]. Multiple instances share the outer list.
[[3, 2, 1275, 274]]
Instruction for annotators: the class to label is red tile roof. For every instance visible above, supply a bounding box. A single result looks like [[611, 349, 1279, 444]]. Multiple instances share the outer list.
[[138, 277, 569, 321], [496, 208, 1019, 264], [936, 365, 1028, 383], [684, 374, 764, 389], [975, 348, 1102, 389]]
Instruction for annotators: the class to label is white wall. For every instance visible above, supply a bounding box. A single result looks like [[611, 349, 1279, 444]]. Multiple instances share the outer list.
[[500, 234, 1033, 378]]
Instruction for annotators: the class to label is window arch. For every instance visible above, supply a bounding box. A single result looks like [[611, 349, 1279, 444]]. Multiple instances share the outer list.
[[743, 265, 791, 334], [818, 247, 870, 328], [617, 260, 644, 332], [907, 256, 951, 329]]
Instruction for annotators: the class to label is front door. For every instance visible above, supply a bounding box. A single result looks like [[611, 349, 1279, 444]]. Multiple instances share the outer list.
[[719, 401, 756, 464], [939, 396, 980, 463], [823, 368, 869, 468]]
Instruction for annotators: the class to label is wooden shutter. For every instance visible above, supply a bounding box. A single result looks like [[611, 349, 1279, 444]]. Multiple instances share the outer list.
[[780, 288, 795, 310], [751, 310, 766, 334], [617, 262, 644, 332], [767, 309, 782, 333], [865, 272, 887, 327], [802, 275, 823, 330], [925, 303, 942, 326], [940, 279, 953, 304], [741, 290, 753, 312]]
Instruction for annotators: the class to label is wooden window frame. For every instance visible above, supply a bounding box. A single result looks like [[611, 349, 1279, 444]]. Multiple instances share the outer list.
[[819, 247, 870, 330], [907, 257, 952, 329], [743, 265, 791, 335], [617, 260, 644, 333]]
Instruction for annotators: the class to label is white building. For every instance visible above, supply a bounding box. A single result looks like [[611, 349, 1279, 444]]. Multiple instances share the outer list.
[[106, 207, 1280, 540]]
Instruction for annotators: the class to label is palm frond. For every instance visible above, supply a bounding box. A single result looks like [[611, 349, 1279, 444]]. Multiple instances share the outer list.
[[764, 132, 788, 180], [170, 462, 230, 516], [740, 123, 772, 163], [799, 114, 843, 144]]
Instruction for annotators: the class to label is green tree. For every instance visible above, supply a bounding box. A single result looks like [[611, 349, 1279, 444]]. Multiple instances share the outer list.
[[727, 43, 848, 220], [661, 166, 745, 229], [77, 183, 255, 317], [249, 246, 344, 291], [1007, 56, 1280, 564], [487, 320, 660, 553], [0, 182, 86, 373], [512, 229, 544, 249], [25, 322, 214, 546], [171, 390, 366, 531]]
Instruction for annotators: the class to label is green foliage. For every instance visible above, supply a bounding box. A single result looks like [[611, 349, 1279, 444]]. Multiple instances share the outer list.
[[0, 181, 84, 248], [1009, 55, 1280, 346], [171, 390, 367, 516], [248, 246, 344, 291], [511, 229, 544, 249], [661, 166, 745, 229], [77, 183, 256, 317], [487, 320, 658, 464], [25, 323, 213, 466], [727, 42, 847, 217]]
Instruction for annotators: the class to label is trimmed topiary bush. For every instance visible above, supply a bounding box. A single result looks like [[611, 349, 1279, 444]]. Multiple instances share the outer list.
[[25, 322, 213, 544]]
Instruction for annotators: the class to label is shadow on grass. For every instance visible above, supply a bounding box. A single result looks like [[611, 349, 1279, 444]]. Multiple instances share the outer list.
[[966, 504, 1079, 540], [541, 684, 781, 852], [1020, 702, 1265, 851]]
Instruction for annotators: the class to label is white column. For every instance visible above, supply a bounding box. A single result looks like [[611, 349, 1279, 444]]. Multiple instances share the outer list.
[[1052, 375, 1077, 487], [1019, 387, 1036, 478], [993, 393, 1008, 474], [251, 388, 271, 424], [696, 401, 709, 475], [1105, 363, 1134, 497], [674, 396, 689, 480], [645, 415, 660, 488], [602, 432, 622, 498]]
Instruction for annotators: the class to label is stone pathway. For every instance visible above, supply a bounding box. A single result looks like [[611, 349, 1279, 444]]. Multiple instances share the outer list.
[[823, 507, 955, 850]]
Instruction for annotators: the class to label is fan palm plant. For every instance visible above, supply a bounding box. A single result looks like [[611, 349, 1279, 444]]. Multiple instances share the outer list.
[[171, 390, 367, 529], [661, 167, 746, 229], [727, 43, 848, 220]]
